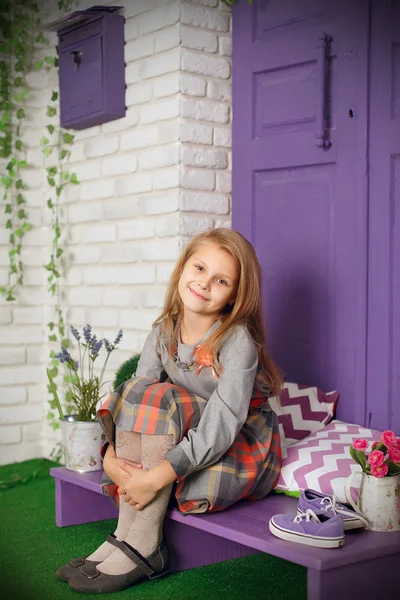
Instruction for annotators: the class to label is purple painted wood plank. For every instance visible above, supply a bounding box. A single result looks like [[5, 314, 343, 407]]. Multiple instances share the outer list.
[[307, 553, 399, 600], [164, 519, 260, 573], [50, 468, 400, 572], [168, 497, 400, 571], [50, 467, 105, 493], [232, 0, 370, 428], [366, 0, 400, 435]]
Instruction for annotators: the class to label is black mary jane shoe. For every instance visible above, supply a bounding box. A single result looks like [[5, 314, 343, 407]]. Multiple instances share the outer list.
[[68, 535, 170, 594], [56, 533, 118, 582]]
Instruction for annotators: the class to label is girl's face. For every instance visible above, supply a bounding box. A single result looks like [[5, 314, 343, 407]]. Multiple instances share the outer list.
[[178, 242, 239, 319]]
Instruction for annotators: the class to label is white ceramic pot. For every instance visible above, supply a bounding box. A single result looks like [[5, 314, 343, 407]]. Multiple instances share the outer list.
[[60, 416, 104, 472], [345, 471, 400, 532]]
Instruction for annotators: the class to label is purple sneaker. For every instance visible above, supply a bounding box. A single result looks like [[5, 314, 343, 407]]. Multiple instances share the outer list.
[[297, 489, 368, 530], [269, 509, 345, 548]]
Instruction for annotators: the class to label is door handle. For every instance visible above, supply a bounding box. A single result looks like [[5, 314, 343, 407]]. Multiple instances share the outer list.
[[315, 33, 332, 148]]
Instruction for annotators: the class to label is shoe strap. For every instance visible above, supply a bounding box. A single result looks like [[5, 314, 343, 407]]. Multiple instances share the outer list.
[[106, 535, 158, 578], [69, 557, 86, 568]]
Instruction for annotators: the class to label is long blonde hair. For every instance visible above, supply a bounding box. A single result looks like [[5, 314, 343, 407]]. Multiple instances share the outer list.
[[154, 228, 282, 396]]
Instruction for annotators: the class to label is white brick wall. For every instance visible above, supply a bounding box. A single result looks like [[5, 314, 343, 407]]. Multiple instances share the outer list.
[[0, 0, 232, 464]]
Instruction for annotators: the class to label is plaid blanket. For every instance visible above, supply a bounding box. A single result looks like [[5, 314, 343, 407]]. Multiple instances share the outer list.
[[98, 377, 281, 514]]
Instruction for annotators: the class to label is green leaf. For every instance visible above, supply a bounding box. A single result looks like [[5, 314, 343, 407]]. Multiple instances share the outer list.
[[60, 149, 68, 160], [47, 125, 55, 135], [56, 248, 63, 258], [48, 334, 57, 342], [47, 199, 53, 209], [15, 179, 23, 189], [47, 322, 54, 330], [16, 108, 25, 119], [51, 91, 58, 101], [33, 59, 43, 70], [15, 140, 23, 151], [40, 136, 49, 146], [5, 204, 11, 214], [350, 446, 368, 473], [70, 173, 79, 185], [44, 56, 55, 65], [1, 176, 11, 189], [387, 461, 400, 476], [47, 177, 55, 186], [63, 133, 75, 144], [46, 106, 57, 117], [43, 147, 52, 157], [35, 32, 46, 45]]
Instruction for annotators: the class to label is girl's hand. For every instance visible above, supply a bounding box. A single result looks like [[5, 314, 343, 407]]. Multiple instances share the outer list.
[[103, 446, 143, 488], [118, 462, 159, 511]]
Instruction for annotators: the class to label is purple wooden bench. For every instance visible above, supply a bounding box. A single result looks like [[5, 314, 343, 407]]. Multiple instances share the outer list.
[[50, 467, 400, 600]]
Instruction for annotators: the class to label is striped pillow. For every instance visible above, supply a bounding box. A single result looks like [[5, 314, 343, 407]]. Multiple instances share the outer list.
[[269, 382, 339, 453], [275, 420, 382, 503]]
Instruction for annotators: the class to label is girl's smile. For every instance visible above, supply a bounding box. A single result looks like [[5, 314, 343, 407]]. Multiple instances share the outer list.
[[188, 286, 209, 301]]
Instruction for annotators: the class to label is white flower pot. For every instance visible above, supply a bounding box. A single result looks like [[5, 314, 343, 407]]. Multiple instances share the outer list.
[[345, 471, 400, 532], [60, 416, 104, 472]]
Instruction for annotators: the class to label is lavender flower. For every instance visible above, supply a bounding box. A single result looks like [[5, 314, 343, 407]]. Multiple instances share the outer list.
[[104, 338, 113, 353], [48, 324, 124, 423], [83, 324, 92, 344], [55, 347, 72, 364], [90, 339, 103, 358], [70, 325, 81, 341], [113, 329, 123, 346]]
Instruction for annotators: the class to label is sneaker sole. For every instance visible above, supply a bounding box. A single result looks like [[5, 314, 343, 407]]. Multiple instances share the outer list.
[[269, 518, 345, 548], [296, 508, 366, 531]]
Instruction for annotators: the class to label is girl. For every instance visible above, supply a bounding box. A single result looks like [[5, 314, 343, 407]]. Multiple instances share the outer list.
[[57, 228, 282, 594]]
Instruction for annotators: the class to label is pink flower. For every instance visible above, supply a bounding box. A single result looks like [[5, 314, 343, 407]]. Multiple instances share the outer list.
[[370, 463, 388, 478], [371, 441, 380, 450], [388, 444, 400, 464], [352, 438, 368, 451], [381, 430, 397, 448], [368, 449, 385, 468]]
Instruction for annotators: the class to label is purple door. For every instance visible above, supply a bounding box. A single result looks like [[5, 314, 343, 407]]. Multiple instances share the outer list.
[[232, 0, 370, 426], [367, 0, 400, 433]]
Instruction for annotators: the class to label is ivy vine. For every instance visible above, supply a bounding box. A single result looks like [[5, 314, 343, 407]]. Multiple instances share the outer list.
[[0, 0, 40, 300], [0, 0, 79, 434]]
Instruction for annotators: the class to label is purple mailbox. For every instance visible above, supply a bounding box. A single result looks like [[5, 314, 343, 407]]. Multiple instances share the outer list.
[[54, 6, 125, 130]]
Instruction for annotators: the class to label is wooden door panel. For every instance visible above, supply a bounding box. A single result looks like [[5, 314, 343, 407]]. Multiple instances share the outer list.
[[232, 0, 369, 425]]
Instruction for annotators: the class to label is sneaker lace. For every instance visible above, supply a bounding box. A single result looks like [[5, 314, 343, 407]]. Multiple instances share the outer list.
[[318, 495, 369, 526], [319, 496, 339, 514], [294, 509, 321, 524]]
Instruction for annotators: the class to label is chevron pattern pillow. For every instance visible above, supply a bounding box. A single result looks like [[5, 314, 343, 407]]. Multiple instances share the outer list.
[[276, 420, 383, 503], [269, 382, 339, 451]]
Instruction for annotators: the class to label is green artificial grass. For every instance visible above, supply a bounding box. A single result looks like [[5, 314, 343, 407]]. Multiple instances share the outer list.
[[0, 459, 306, 600]]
